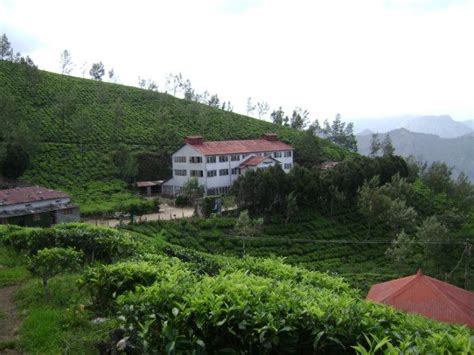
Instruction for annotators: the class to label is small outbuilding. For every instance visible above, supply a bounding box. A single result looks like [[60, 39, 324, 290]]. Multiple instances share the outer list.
[[0, 186, 80, 227], [367, 270, 474, 327], [135, 181, 163, 196]]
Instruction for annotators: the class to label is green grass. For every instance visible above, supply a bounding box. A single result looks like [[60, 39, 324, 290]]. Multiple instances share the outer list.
[[0, 247, 30, 286], [0, 266, 30, 287], [0, 60, 350, 215], [15, 274, 117, 354]]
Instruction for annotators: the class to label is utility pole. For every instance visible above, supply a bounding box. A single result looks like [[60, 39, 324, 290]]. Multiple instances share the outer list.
[[465, 240, 471, 289]]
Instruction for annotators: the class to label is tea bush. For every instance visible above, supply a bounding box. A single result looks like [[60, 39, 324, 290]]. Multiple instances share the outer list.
[[116, 268, 472, 354], [1, 223, 140, 262], [79, 257, 191, 312]]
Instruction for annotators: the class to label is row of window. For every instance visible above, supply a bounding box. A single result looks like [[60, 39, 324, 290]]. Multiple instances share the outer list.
[[174, 151, 292, 164], [174, 168, 241, 177]]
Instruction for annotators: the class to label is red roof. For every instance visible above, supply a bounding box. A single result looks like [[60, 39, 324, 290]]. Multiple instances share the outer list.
[[239, 156, 278, 168], [187, 139, 293, 156], [0, 186, 69, 206], [367, 270, 474, 327]]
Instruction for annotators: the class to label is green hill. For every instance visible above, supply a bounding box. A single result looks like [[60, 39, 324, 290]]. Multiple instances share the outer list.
[[0, 60, 348, 214]]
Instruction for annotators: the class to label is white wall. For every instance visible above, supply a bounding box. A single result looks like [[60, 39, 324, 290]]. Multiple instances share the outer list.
[[165, 144, 294, 194]]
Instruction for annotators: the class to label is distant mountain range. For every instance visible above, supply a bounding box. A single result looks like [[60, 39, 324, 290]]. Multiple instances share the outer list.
[[356, 128, 474, 181], [353, 115, 474, 138]]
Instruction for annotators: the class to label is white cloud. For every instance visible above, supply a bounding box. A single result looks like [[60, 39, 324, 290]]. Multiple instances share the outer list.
[[1, 0, 473, 121]]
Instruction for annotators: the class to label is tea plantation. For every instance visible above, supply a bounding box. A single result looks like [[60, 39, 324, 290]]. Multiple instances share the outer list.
[[0, 224, 472, 353], [0, 60, 349, 215]]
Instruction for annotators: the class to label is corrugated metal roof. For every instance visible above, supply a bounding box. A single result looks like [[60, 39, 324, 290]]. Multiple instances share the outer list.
[[0, 186, 69, 206], [136, 181, 163, 188], [367, 270, 474, 327], [188, 138, 293, 155]]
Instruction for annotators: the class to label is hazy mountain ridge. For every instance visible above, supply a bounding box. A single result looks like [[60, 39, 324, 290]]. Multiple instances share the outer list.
[[354, 115, 474, 138], [356, 128, 474, 181]]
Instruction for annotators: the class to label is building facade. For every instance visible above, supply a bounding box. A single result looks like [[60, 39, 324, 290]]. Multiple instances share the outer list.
[[162, 134, 294, 196], [0, 186, 80, 227]]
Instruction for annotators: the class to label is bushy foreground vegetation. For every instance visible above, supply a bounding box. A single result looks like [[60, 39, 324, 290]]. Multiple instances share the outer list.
[[1, 224, 471, 354]]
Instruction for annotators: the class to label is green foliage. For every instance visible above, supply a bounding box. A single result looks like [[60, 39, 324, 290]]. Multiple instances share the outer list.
[[181, 177, 204, 204], [28, 247, 82, 300], [1, 143, 30, 179], [79, 258, 188, 312], [235, 210, 263, 237], [323, 113, 357, 152], [1, 223, 140, 263], [0, 60, 349, 212], [116, 258, 471, 353], [421, 161, 453, 194], [15, 274, 117, 354]]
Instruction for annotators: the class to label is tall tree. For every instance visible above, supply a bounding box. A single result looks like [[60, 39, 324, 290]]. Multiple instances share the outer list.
[[270, 107, 286, 125], [89, 62, 105, 81], [246, 97, 256, 116], [369, 133, 381, 157], [382, 134, 395, 156], [290, 107, 309, 130], [59, 49, 74, 74], [208, 94, 220, 108], [385, 230, 419, 273], [421, 161, 453, 194], [256, 101, 270, 119], [0, 33, 13, 60], [357, 176, 391, 237], [323, 114, 357, 152]]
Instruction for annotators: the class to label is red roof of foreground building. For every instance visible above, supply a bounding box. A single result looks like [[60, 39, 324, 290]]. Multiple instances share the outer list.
[[184, 134, 293, 156], [367, 270, 474, 327], [0, 186, 69, 206]]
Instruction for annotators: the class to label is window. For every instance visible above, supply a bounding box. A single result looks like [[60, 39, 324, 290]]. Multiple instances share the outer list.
[[174, 169, 187, 176], [219, 155, 228, 162], [206, 156, 216, 163], [219, 169, 229, 176], [190, 170, 204, 177], [231, 168, 240, 175], [231, 154, 240, 161], [264, 152, 271, 157], [174, 156, 186, 163], [207, 170, 217, 177], [63, 208, 73, 215], [33, 213, 41, 221], [190, 156, 203, 163], [25, 204, 32, 208], [284, 163, 293, 170], [274, 151, 282, 158], [284, 151, 292, 157]]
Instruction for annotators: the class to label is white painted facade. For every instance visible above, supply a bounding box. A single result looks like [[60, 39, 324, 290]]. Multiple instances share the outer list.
[[162, 143, 294, 196]]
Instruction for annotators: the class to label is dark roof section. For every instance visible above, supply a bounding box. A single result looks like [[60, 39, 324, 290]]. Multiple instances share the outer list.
[[367, 269, 474, 327], [0, 186, 70, 206]]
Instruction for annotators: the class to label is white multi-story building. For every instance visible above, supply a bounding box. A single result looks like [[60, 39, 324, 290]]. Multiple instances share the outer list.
[[162, 133, 294, 196]]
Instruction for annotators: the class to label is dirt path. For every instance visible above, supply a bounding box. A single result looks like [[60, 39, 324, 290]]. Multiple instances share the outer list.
[[0, 285, 21, 354]]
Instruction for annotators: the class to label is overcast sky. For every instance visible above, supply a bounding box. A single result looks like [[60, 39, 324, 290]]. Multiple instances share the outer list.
[[1, 0, 473, 122]]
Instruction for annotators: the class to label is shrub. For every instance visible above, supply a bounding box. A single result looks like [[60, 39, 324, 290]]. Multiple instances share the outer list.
[[28, 247, 82, 300], [116, 268, 471, 354], [80, 257, 193, 312], [1, 223, 140, 262]]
